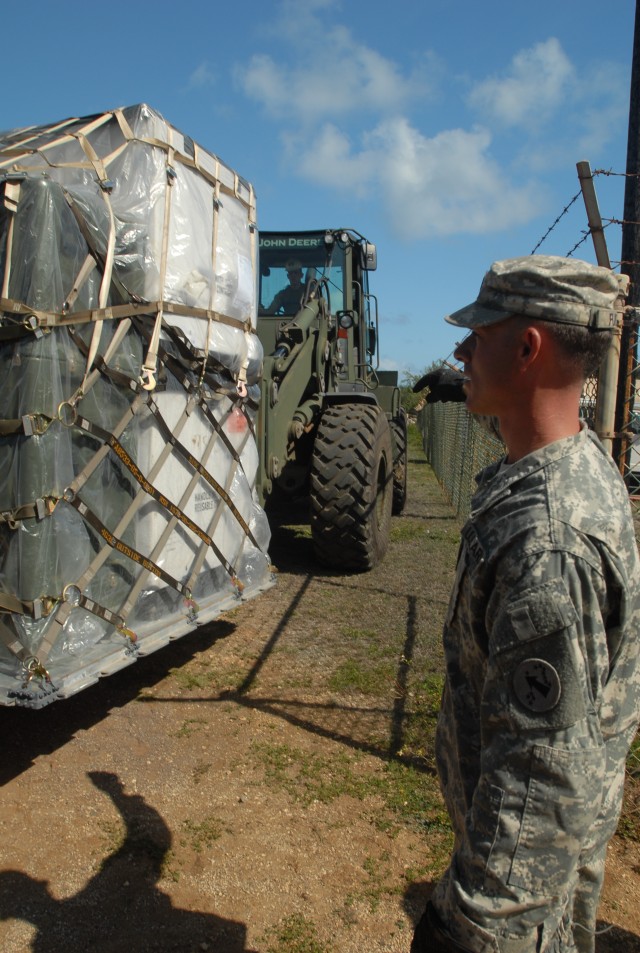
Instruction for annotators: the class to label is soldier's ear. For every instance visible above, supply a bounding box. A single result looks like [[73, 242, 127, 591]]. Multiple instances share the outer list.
[[519, 326, 542, 367]]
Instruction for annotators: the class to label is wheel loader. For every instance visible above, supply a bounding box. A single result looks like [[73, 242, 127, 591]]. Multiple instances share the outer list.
[[256, 228, 407, 572]]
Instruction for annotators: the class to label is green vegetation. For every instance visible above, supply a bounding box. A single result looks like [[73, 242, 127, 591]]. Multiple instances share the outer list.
[[181, 815, 225, 852], [328, 658, 396, 695], [261, 914, 330, 953], [250, 739, 446, 834]]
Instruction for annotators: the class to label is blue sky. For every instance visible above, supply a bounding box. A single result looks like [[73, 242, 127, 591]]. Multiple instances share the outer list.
[[1, 0, 635, 378]]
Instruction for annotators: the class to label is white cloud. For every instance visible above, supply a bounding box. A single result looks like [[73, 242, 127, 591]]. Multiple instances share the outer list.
[[286, 124, 376, 196], [239, 13, 625, 240], [466, 38, 627, 172], [188, 62, 216, 89], [289, 117, 540, 239], [468, 38, 574, 127], [238, 16, 428, 121]]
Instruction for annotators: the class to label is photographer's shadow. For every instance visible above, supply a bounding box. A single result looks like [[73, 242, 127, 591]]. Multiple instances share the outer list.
[[0, 771, 255, 953]]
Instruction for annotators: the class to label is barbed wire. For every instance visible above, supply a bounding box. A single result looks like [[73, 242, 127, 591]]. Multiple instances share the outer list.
[[592, 168, 640, 178], [531, 167, 640, 261], [530, 191, 581, 254]]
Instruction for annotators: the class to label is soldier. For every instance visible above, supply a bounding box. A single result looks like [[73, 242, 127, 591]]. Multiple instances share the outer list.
[[266, 258, 305, 314], [411, 256, 640, 953]]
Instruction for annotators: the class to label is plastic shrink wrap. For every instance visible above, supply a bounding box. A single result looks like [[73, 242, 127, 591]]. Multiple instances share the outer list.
[[0, 104, 273, 708]]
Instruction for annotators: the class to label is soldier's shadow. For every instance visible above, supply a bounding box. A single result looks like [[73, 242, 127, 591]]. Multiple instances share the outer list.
[[0, 771, 255, 953]]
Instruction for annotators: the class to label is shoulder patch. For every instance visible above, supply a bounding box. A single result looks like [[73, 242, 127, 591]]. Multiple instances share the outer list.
[[513, 658, 562, 712]]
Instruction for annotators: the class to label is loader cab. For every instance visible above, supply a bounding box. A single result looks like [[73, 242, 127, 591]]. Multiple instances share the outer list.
[[257, 228, 378, 378], [258, 231, 346, 318]]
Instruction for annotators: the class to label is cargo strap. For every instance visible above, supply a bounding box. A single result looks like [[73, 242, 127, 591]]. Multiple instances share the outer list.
[[64, 133, 119, 397], [132, 316, 257, 456], [0, 414, 54, 437], [72, 494, 196, 596], [0, 591, 57, 619], [0, 297, 251, 335], [0, 109, 256, 215], [144, 398, 260, 547], [0, 497, 57, 528], [63, 587, 137, 646], [62, 193, 132, 306], [27, 493, 203, 664], [1, 179, 21, 302], [0, 623, 54, 689], [139, 138, 176, 393], [64, 254, 98, 313], [0, 319, 133, 443], [115, 397, 251, 617], [70, 408, 259, 557], [4, 393, 142, 533], [0, 618, 32, 662], [41, 391, 207, 655], [57, 326, 260, 550], [0, 585, 136, 644]]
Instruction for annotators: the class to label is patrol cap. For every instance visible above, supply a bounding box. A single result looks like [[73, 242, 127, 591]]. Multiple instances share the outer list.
[[445, 255, 628, 330], [285, 258, 303, 273]]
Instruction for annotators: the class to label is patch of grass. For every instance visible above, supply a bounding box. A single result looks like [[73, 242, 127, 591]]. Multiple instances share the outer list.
[[168, 666, 210, 691], [328, 658, 395, 695], [381, 760, 449, 829], [175, 717, 208, 738], [399, 673, 444, 763], [250, 739, 450, 843], [344, 851, 394, 912], [340, 626, 397, 661], [283, 525, 312, 540], [342, 625, 380, 642], [168, 657, 250, 695], [96, 818, 125, 861], [407, 423, 425, 452], [390, 520, 428, 543], [160, 848, 181, 883], [252, 742, 378, 807], [261, 913, 330, 953], [181, 815, 225, 852]]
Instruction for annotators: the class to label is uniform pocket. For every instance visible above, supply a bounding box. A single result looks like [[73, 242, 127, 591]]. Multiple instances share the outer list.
[[507, 744, 604, 893]]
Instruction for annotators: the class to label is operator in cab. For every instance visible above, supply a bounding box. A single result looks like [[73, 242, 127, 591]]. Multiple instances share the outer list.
[[265, 258, 305, 314]]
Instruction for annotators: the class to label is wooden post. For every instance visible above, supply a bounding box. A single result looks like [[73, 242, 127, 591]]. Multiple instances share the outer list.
[[577, 161, 620, 452]]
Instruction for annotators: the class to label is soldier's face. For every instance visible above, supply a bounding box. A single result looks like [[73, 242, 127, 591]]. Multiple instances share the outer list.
[[453, 319, 523, 417]]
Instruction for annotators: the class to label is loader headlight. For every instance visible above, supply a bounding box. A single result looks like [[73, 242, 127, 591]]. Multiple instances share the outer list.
[[338, 311, 354, 329]]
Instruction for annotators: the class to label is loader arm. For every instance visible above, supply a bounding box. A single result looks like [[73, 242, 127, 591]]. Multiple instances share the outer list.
[[256, 294, 333, 502]]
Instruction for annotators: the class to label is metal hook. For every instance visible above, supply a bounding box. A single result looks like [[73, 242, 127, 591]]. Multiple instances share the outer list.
[[139, 366, 157, 392]]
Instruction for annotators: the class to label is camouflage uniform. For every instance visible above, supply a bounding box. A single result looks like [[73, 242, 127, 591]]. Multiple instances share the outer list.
[[419, 426, 640, 953], [412, 256, 640, 953]]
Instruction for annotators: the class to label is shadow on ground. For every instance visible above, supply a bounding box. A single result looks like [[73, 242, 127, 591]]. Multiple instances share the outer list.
[[0, 771, 255, 953], [0, 620, 235, 786]]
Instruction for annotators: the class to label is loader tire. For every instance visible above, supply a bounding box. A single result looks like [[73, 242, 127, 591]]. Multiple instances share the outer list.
[[310, 402, 393, 571], [391, 409, 408, 515]]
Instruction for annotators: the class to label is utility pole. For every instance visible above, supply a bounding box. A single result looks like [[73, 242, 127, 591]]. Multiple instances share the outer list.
[[615, 0, 640, 473]]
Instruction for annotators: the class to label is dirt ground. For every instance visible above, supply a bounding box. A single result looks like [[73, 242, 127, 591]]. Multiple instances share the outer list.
[[1, 437, 639, 953]]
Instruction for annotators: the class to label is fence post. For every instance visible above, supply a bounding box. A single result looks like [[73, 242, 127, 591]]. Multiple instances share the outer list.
[[576, 161, 620, 453]]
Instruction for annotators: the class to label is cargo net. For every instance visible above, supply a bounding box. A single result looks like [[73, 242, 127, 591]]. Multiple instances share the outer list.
[[0, 105, 273, 707]]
